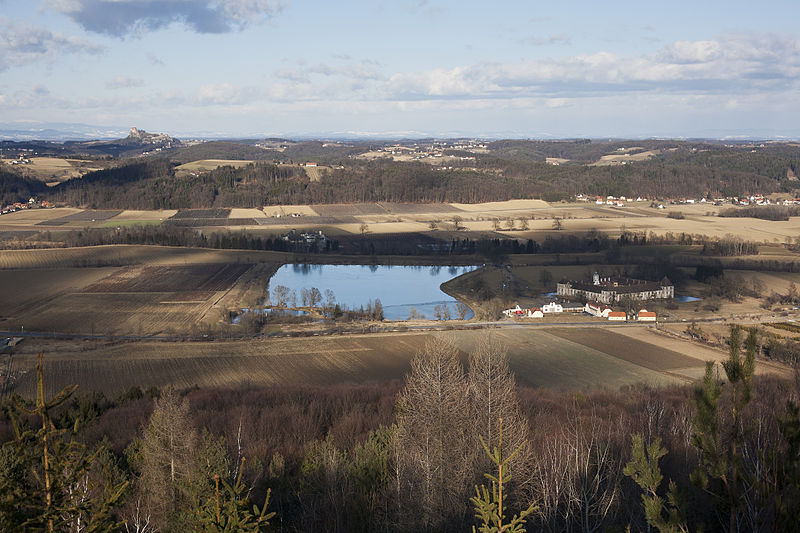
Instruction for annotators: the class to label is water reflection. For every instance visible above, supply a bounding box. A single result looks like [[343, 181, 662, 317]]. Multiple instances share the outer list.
[[268, 264, 478, 321]]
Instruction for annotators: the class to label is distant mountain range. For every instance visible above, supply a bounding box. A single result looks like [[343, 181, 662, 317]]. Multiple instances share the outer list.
[[1, 122, 798, 143]]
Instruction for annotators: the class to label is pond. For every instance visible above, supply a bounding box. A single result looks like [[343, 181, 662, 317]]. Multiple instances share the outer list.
[[268, 264, 479, 321], [675, 295, 702, 303]]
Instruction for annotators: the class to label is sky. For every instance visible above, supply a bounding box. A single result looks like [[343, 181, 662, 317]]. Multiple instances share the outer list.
[[1, 0, 799, 139]]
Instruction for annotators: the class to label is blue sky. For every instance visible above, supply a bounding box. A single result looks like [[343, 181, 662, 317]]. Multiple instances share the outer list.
[[1, 0, 799, 138]]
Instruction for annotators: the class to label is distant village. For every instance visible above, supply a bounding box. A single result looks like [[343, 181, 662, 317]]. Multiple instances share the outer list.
[[574, 193, 800, 207], [0, 197, 52, 216]]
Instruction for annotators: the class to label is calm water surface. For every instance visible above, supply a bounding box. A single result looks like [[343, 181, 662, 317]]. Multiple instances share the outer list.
[[269, 264, 479, 320]]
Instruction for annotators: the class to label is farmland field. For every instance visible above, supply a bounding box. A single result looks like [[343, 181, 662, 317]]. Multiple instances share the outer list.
[[0, 245, 291, 270], [176, 159, 254, 172], [2, 157, 105, 183], [6, 326, 710, 397], [0, 246, 293, 336], [3, 200, 800, 242]]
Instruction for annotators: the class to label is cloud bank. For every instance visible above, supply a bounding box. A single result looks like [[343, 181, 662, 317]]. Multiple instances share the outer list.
[[385, 34, 800, 100], [0, 17, 104, 71], [46, 0, 286, 36]]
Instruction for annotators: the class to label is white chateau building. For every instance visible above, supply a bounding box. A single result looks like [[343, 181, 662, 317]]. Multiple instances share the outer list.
[[557, 272, 674, 304]]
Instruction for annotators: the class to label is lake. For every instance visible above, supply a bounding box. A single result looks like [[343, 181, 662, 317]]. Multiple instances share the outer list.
[[268, 264, 479, 321]]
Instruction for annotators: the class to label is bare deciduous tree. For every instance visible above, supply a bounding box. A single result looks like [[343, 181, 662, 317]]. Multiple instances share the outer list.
[[468, 337, 532, 501], [395, 338, 474, 528], [135, 387, 197, 529]]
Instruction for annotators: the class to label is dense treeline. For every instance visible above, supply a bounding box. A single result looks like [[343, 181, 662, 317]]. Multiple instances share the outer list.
[[2, 330, 799, 531], [719, 205, 800, 221], [3, 140, 795, 208], [0, 166, 48, 205]]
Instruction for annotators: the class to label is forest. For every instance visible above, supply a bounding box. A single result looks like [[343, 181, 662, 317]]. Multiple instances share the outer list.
[[1, 140, 797, 209], [1, 328, 799, 532]]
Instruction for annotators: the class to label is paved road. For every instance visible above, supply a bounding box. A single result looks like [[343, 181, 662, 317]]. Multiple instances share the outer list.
[[0, 316, 732, 342]]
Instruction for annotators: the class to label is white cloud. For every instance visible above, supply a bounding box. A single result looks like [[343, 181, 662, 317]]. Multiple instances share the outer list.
[[45, 0, 287, 36], [0, 17, 104, 71], [384, 34, 800, 100]]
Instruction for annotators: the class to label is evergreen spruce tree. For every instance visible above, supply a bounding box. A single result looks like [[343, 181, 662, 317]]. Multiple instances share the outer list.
[[470, 418, 536, 533], [690, 325, 757, 531], [623, 434, 688, 532], [0, 353, 127, 532]]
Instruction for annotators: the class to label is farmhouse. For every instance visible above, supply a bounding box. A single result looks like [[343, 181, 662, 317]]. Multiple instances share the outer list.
[[281, 229, 327, 251], [542, 302, 563, 313], [607, 311, 627, 321], [558, 272, 674, 304], [585, 301, 612, 318], [637, 309, 657, 322], [502, 305, 544, 318], [503, 305, 526, 318]]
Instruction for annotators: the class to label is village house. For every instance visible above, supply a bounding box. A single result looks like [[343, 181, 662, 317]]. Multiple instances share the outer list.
[[503, 305, 526, 318], [542, 302, 563, 313], [584, 301, 613, 318], [607, 311, 627, 321], [558, 272, 674, 304], [637, 309, 657, 322], [281, 229, 327, 251]]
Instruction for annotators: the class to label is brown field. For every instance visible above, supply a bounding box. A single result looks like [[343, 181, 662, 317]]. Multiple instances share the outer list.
[[0, 208, 82, 224], [0, 245, 291, 270], [0, 267, 118, 322], [262, 205, 319, 217], [547, 327, 704, 371], [590, 149, 660, 166], [228, 208, 267, 219], [4, 200, 799, 242], [451, 199, 550, 211], [176, 159, 254, 172], [7, 326, 712, 397], [0, 247, 295, 335], [2, 157, 105, 183], [380, 202, 462, 214], [112, 209, 178, 221], [14, 292, 215, 335], [312, 203, 390, 216], [83, 264, 251, 293], [0, 263, 255, 336]]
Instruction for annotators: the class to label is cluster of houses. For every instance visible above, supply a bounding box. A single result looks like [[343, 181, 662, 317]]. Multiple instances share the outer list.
[[575, 193, 800, 207], [503, 301, 656, 322], [280, 229, 328, 251], [1, 197, 52, 216]]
